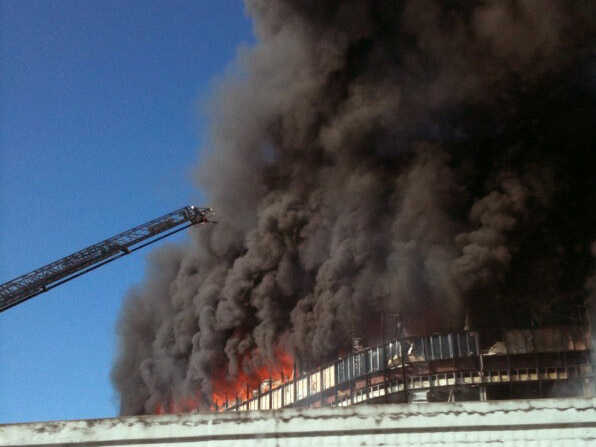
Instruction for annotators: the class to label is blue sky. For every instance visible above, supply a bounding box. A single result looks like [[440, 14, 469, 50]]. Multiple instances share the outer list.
[[0, 1, 253, 423]]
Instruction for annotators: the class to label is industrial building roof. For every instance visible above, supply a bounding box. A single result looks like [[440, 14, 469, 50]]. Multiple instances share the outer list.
[[1, 398, 595, 446]]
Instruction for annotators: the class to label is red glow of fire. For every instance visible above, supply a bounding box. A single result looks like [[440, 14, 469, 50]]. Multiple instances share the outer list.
[[153, 347, 294, 414], [154, 403, 165, 415], [211, 348, 294, 409], [154, 393, 202, 415]]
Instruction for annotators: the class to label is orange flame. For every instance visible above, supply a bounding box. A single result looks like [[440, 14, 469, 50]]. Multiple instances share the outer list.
[[153, 346, 294, 414], [211, 347, 294, 408]]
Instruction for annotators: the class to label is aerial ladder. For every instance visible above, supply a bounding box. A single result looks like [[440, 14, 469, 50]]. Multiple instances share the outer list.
[[0, 205, 214, 313]]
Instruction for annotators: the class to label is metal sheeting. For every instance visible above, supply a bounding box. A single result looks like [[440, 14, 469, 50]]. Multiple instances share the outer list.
[[226, 328, 591, 411], [505, 327, 589, 354], [1, 398, 595, 446], [335, 332, 479, 386]]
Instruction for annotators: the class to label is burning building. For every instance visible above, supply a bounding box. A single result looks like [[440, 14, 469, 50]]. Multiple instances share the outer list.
[[217, 325, 593, 412], [111, 0, 596, 415]]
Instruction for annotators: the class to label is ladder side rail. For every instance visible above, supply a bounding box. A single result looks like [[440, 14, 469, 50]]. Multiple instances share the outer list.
[[0, 207, 204, 311], [0, 249, 118, 311], [0, 244, 117, 300], [103, 208, 190, 249], [99, 206, 209, 250]]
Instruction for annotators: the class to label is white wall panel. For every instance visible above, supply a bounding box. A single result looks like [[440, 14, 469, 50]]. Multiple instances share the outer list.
[[1, 398, 595, 446]]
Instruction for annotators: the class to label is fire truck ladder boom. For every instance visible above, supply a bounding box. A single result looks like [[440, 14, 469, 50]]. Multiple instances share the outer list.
[[0, 205, 214, 313]]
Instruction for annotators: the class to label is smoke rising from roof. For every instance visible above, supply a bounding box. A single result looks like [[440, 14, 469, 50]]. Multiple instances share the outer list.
[[112, 0, 596, 414]]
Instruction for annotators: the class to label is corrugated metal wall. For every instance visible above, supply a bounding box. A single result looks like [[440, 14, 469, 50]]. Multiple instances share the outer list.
[[1, 398, 595, 446]]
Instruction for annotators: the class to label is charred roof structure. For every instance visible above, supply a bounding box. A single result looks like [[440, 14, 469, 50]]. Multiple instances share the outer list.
[[218, 326, 592, 412]]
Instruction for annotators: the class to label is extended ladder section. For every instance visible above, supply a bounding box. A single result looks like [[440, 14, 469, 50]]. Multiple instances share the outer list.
[[0, 205, 213, 313]]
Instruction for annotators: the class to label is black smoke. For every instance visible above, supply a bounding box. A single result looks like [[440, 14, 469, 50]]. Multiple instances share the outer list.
[[111, 0, 596, 415]]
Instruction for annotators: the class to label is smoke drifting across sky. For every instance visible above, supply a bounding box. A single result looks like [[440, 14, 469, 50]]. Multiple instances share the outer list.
[[112, 0, 596, 415]]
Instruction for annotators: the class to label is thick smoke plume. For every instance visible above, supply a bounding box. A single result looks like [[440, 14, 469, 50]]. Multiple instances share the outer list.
[[112, 0, 596, 415]]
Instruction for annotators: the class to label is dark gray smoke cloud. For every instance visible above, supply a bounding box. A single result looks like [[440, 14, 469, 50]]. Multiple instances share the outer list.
[[112, 0, 596, 414]]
